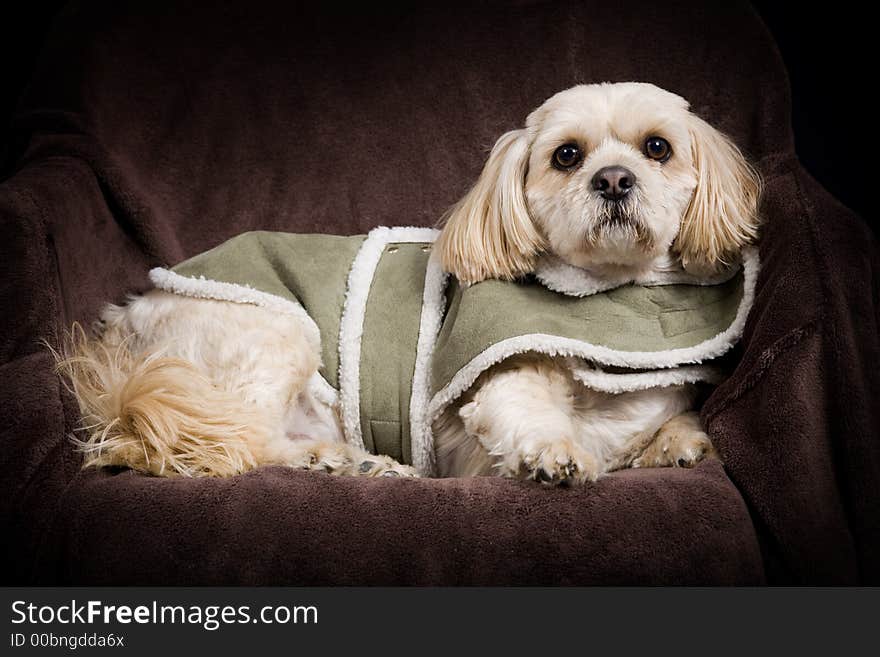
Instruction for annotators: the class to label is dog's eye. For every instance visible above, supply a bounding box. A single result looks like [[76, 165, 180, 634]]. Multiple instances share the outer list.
[[644, 137, 671, 162], [552, 143, 582, 169]]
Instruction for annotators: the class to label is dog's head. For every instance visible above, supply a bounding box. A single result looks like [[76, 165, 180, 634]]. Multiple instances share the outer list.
[[437, 82, 761, 283]]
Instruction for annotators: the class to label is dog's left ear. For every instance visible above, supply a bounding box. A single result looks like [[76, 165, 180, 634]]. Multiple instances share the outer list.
[[676, 114, 762, 273], [436, 129, 545, 284]]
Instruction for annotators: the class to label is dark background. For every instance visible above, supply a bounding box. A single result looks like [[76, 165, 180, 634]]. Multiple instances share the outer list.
[[0, 1, 871, 230]]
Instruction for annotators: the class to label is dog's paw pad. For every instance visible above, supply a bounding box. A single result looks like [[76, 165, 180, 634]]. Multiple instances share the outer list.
[[506, 438, 598, 486]]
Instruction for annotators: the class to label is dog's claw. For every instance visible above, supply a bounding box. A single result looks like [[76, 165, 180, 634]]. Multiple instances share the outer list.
[[536, 468, 553, 483], [530, 459, 581, 485], [504, 436, 599, 485]]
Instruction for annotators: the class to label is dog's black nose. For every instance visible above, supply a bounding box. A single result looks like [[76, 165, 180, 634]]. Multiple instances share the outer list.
[[592, 166, 636, 200]]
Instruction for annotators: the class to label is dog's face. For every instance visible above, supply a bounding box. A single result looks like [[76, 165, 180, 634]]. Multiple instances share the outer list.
[[438, 82, 761, 283], [524, 84, 699, 270]]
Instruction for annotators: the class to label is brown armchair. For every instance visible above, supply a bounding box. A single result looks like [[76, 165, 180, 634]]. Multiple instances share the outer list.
[[1, 0, 876, 584]]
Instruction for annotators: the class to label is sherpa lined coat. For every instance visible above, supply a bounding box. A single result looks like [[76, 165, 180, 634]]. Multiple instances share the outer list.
[[150, 227, 758, 475]]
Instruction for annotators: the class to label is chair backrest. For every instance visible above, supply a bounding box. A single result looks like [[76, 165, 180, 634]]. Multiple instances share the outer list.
[[13, 0, 793, 263]]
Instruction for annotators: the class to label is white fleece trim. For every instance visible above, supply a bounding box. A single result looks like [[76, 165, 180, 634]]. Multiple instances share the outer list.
[[337, 226, 440, 450], [534, 253, 740, 297], [308, 372, 340, 407], [409, 251, 449, 476], [566, 361, 724, 393], [424, 246, 759, 430]]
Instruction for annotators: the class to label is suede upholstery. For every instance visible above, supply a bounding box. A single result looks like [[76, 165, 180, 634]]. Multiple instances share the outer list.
[[1, 0, 877, 584]]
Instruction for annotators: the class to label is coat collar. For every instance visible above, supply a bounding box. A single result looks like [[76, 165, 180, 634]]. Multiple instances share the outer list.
[[532, 254, 741, 297]]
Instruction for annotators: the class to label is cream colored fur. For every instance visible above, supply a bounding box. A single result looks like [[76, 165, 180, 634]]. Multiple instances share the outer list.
[[54, 82, 760, 484], [434, 355, 702, 483], [55, 293, 415, 478]]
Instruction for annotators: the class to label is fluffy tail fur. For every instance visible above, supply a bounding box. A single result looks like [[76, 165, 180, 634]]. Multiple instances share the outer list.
[[49, 325, 267, 477]]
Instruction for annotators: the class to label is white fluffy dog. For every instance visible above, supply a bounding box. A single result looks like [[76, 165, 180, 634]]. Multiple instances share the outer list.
[[57, 82, 760, 484]]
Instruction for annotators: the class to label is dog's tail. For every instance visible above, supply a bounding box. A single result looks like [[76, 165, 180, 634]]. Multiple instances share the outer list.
[[49, 324, 266, 477]]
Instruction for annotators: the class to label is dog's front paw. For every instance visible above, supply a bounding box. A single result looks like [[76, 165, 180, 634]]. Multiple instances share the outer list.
[[632, 415, 718, 469], [501, 436, 599, 486]]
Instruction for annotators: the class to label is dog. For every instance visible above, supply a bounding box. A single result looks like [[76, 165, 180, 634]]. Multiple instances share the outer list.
[[55, 82, 761, 485]]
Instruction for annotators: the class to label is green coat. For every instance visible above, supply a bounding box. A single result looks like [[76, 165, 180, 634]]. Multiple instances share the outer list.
[[150, 227, 758, 475]]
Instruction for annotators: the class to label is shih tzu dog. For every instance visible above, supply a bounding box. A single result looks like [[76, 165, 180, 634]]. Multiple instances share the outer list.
[[56, 82, 761, 485]]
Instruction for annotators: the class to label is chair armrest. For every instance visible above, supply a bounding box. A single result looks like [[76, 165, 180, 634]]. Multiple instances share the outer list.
[[701, 156, 879, 583], [2, 156, 157, 334], [0, 155, 148, 582]]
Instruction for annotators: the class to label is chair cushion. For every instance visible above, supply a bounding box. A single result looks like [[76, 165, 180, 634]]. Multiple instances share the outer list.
[[34, 460, 763, 585]]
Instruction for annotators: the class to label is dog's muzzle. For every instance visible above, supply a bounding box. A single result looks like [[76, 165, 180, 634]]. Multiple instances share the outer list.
[[588, 202, 655, 250]]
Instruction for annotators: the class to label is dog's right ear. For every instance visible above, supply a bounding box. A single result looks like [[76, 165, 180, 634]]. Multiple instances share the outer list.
[[676, 114, 762, 274], [436, 129, 545, 284]]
